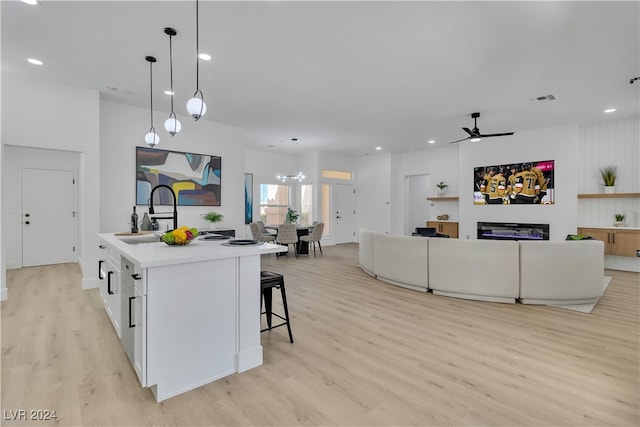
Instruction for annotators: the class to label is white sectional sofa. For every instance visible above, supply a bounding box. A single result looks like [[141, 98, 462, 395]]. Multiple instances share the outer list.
[[358, 228, 605, 306], [519, 240, 604, 305], [428, 238, 520, 303]]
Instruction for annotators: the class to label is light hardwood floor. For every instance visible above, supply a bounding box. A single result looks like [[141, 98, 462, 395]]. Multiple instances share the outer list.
[[2, 244, 639, 426]]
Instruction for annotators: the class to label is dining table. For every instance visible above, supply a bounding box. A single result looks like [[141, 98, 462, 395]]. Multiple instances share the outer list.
[[265, 224, 314, 255]]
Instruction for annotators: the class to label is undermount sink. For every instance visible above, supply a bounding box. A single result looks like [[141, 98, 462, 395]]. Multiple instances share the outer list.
[[117, 234, 162, 244]]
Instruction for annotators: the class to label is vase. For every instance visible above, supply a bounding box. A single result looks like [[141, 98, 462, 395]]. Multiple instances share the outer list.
[[614, 221, 625, 227], [603, 186, 615, 194], [437, 189, 445, 197]]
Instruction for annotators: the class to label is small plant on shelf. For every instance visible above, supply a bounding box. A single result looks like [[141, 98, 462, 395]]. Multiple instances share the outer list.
[[615, 214, 625, 222], [202, 211, 224, 224], [599, 165, 618, 187], [436, 181, 448, 196]]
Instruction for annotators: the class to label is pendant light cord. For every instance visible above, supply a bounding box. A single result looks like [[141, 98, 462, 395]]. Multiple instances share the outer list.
[[195, 0, 199, 92], [169, 34, 174, 113], [149, 59, 154, 129]]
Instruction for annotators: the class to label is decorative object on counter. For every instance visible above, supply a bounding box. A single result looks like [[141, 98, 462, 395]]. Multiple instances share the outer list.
[[285, 208, 299, 224], [614, 214, 625, 227], [163, 27, 182, 137], [565, 234, 594, 240], [144, 56, 160, 147], [160, 226, 199, 245], [141, 212, 152, 231], [186, 0, 207, 121], [436, 214, 449, 221], [436, 181, 448, 197], [599, 165, 617, 193], [131, 206, 139, 233], [202, 210, 224, 224]]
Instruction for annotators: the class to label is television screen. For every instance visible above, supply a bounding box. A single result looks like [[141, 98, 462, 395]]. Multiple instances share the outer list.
[[473, 160, 554, 205], [136, 146, 221, 206]]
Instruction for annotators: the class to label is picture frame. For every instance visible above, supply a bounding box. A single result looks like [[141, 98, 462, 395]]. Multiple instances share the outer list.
[[245, 173, 253, 224], [136, 146, 221, 206]]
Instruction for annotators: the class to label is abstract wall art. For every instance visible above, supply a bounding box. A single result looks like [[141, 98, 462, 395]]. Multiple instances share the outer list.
[[244, 173, 253, 224], [136, 147, 221, 206]]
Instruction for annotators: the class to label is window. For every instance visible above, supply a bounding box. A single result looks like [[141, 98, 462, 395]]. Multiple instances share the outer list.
[[320, 184, 331, 236], [259, 184, 289, 224], [300, 184, 313, 225], [321, 169, 352, 180]]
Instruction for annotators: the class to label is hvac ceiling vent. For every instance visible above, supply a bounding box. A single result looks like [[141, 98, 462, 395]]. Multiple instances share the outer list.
[[529, 94, 556, 104], [104, 85, 137, 97]]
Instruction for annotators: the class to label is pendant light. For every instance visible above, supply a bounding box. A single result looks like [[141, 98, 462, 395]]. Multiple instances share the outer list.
[[144, 56, 160, 147], [163, 28, 182, 136], [186, 0, 207, 120]]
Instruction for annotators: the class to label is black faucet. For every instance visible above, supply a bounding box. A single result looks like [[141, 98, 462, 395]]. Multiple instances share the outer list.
[[148, 184, 178, 230]]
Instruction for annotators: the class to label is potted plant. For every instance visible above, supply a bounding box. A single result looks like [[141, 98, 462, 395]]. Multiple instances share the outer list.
[[599, 165, 618, 193], [286, 208, 299, 224], [436, 181, 448, 197], [202, 211, 224, 226], [614, 214, 625, 227]]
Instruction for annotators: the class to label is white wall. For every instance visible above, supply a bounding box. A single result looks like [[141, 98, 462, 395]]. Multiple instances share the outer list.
[[577, 116, 640, 271], [459, 125, 579, 241], [100, 100, 249, 237], [1, 73, 100, 290]]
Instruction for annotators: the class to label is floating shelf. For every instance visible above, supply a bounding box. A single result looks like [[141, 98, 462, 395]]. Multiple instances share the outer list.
[[426, 196, 459, 201], [577, 193, 640, 199]]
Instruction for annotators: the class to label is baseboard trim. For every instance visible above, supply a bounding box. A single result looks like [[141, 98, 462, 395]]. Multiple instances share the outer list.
[[82, 277, 100, 290]]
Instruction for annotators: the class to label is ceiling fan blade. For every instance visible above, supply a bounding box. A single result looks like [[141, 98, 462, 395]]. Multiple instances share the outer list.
[[478, 132, 515, 138], [462, 127, 475, 136], [448, 136, 470, 144]]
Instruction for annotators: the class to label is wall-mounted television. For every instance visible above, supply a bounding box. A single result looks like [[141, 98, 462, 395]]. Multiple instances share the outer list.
[[473, 159, 554, 205], [136, 147, 221, 206]]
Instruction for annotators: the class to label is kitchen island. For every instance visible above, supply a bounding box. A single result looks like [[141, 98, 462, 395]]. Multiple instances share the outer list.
[[97, 232, 286, 402]]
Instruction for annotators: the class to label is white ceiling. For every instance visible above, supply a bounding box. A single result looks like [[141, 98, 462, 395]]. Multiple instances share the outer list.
[[2, 1, 639, 156]]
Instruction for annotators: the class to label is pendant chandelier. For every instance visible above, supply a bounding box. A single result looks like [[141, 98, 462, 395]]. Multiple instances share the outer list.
[[276, 172, 306, 183], [163, 28, 182, 137], [186, 0, 207, 121], [144, 56, 160, 147]]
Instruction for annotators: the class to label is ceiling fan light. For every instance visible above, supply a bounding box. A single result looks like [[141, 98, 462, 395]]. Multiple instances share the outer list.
[[187, 96, 207, 121], [470, 136, 482, 142], [164, 116, 182, 136], [145, 130, 160, 147]]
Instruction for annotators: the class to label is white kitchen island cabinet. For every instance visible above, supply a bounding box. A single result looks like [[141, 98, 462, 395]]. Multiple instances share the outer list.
[[97, 233, 286, 402]]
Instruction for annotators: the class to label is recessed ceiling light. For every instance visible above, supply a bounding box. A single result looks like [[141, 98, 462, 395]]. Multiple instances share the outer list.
[[198, 53, 212, 61], [164, 90, 175, 96], [428, 140, 435, 144], [27, 58, 44, 65], [21, 0, 39, 5], [375, 147, 382, 150], [604, 108, 616, 113]]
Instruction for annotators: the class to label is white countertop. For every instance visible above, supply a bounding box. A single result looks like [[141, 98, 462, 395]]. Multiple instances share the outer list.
[[98, 233, 286, 268]]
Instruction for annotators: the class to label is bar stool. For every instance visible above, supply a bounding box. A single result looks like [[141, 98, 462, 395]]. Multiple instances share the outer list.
[[260, 271, 294, 343]]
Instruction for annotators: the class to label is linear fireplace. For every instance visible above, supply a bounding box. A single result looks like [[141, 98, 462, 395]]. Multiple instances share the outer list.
[[477, 222, 549, 241]]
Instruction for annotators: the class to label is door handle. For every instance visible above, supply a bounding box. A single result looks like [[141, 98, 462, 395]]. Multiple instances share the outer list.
[[128, 296, 136, 328], [107, 271, 114, 294], [98, 260, 104, 280], [336, 216, 342, 219], [25, 213, 30, 217], [25, 221, 30, 225], [131, 274, 142, 280]]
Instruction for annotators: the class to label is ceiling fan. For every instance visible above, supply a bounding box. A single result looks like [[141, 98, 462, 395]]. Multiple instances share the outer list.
[[448, 112, 514, 144]]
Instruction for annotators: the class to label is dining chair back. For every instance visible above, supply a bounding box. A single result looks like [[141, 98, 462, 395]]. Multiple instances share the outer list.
[[300, 222, 324, 257], [276, 224, 299, 258], [256, 220, 276, 238], [250, 223, 275, 243]]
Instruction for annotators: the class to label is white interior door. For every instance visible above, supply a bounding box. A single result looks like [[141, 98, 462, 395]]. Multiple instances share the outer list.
[[334, 184, 357, 244], [22, 168, 76, 267]]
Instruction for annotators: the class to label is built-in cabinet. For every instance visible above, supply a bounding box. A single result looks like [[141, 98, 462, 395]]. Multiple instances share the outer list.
[[427, 221, 459, 238], [98, 245, 121, 338], [577, 227, 640, 257]]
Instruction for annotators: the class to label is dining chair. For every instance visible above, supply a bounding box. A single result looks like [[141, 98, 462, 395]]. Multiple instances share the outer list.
[[276, 224, 299, 258], [256, 220, 277, 239], [250, 223, 276, 243], [300, 222, 324, 257]]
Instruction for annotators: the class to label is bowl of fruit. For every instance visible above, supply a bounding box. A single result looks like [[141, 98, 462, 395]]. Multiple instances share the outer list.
[[159, 226, 199, 246]]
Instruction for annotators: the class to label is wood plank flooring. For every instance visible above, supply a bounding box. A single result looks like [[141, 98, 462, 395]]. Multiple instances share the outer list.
[[2, 243, 638, 426]]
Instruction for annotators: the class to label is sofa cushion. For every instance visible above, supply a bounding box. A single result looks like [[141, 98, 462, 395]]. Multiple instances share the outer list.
[[358, 228, 375, 277], [373, 232, 429, 292]]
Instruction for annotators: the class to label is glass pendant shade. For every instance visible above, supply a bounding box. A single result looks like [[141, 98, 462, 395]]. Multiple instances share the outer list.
[[164, 113, 182, 137], [145, 129, 160, 147], [186, 92, 207, 121]]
